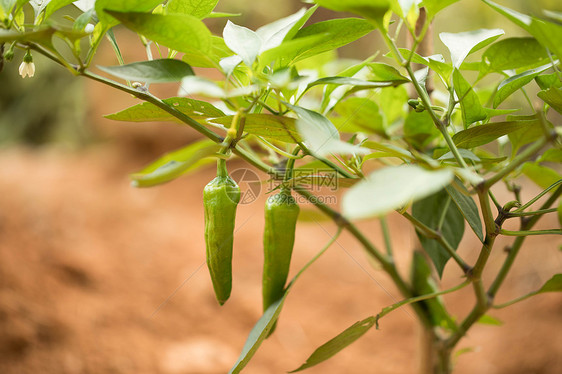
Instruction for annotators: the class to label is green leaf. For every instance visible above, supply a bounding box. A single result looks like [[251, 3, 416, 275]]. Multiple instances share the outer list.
[[97, 59, 194, 83], [539, 149, 562, 163], [368, 62, 409, 82], [131, 140, 220, 187], [440, 28, 504, 68], [229, 297, 287, 374], [412, 189, 465, 277], [394, 48, 453, 82], [535, 73, 562, 90], [256, 8, 308, 52], [538, 86, 562, 114], [452, 120, 535, 148], [537, 274, 562, 293], [43, 0, 75, 20], [420, 0, 460, 19], [105, 11, 212, 55], [0, 27, 55, 44], [259, 33, 328, 67], [507, 115, 544, 153], [332, 97, 385, 136], [96, 0, 163, 26], [481, 37, 548, 73], [404, 110, 440, 148], [478, 315, 503, 326], [410, 252, 457, 330], [105, 97, 225, 122], [0, 0, 16, 15], [182, 35, 231, 68], [377, 85, 409, 126], [290, 316, 376, 372], [453, 69, 487, 126], [493, 63, 554, 108], [308, 76, 395, 90], [314, 0, 391, 25], [210, 114, 301, 143], [164, 0, 218, 19], [223, 20, 261, 66], [521, 163, 562, 190], [362, 141, 413, 160], [445, 184, 484, 242], [343, 166, 454, 220]]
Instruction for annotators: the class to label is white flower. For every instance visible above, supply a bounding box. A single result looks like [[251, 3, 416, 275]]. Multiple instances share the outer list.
[[18, 61, 35, 78]]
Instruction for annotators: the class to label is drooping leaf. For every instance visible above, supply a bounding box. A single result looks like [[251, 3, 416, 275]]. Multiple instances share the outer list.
[[440, 28, 504, 68], [452, 120, 536, 148], [453, 68, 487, 126], [290, 316, 376, 372], [314, 0, 391, 25], [97, 59, 194, 83], [481, 37, 548, 73], [210, 114, 301, 143], [538, 86, 562, 114], [131, 140, 221, 187], [420, 0, 460, 19], [223, 20, 261, 66], [521, 163, 562, 190], [105, 11, 212, 55], [493, 63, 554, 108], [343, 166, 454, 220], [164, 0, 219, 19], [445, 184, 484, 242], [95, 0, 164, 26], [229, 297, 287, 374], [537, 274, 562, 293], [105, 97, 225, 122], [412, 188, 465, 277]]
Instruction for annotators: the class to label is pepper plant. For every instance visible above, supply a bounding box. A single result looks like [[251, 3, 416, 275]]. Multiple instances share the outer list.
[[1, 0, 561, 373]]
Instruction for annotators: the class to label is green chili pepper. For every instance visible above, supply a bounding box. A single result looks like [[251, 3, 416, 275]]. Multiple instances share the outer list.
[[262, 188, 300, 313], [204, 159, 240, 305]]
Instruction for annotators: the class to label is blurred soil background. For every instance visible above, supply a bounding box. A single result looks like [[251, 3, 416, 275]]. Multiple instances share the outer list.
[[1, 1, 561, 373]]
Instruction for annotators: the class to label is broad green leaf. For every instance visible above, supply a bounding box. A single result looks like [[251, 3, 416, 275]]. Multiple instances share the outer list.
[[404, 110, 440, 148], [290, 316, 376, 372], [182, 35, 231, 68], [493, 63, 554, 108], [343, 166, 454, 220], [478, 315, 503, 326], [452, 120, 535, 148], [538, 86, 562, 114], [43, 0, 75, 20], [440, 29, 504, 68], [105, 97, 225, 122], [259, 34, 327, 67], [521, 163, 562, 190], [368, 62, 409, 83], [210, 114, 301, 143], [410, 252, 457, 330], [314, 0, 391, 25], [445, 184, 484, 242], [256, 8, 307, 52], [105, 11, 212, 55], [537, 274, 562, 293], [229, 297, 287, 374], [412, 188, 465, 277], [178, 76, 257, 98], [377, 85, 409, 126], [289, 104, 369, 157], [535, 73, 562, 90], [481, 37, 548, 73], [131, 140, 220, 187], [332, 97, 385, 136], [223, 21, 261, 66], [95, 0, 163, 26], [165, 0, 218, 19], [453, 69, 487, 126], [507, 114, 544, 153], [97, 59, 193, 83], [283, 4, 318, 42], [420, 0, 460, 19]]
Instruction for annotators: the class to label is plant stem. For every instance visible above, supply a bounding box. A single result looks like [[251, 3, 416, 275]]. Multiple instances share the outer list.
[[514, 180, 562, 212], [492, 291, 537, 309], [380, 218, 393, 257], [500, 229, 562, 236], [506, 208, 558, 217]]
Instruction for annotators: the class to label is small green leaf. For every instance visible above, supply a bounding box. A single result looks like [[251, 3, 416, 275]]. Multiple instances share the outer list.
[[229, 297, 287, 374], [131, 140, 221, 187], [105, 97, 225, 122], [290, 316, 376, 372], [105, 11, 212, 55], [452, 120, 535, 148], [98, 59, 194, 83], [164, 0, 219, 19], [368, 62, 409, 82], [493, 63, 554, 108], [404, 110, 440, 148], [537, 274, 562, 293], [343, 166, 454, 220], [521, 163, 562, 190], [210, 114, 301, 143], [314, 0, 391, 25], [481, 37, 548, 73], [332, 97, 385, 136], [420, 0, 460, 19], [96, 0, 163, 26], [453, 69, 487, 126], [440, 28, 504, 68], [223, 20, 261, 66], [412, 189, 465, 277], [538, 86, 562, 114], [445, 184, 484, 242], [478, 315, 503, 326]]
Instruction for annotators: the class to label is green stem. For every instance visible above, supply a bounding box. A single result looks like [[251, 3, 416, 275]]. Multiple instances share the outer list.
[[380, 218, 393, 257], [500, 229, 561, 236], [506, 208, 558, 217], [492, 291, 537, 309], [514, 180, 562, 212]]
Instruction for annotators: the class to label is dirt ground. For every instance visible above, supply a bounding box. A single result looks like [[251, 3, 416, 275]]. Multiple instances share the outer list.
[[0, 133, 561, 374]]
